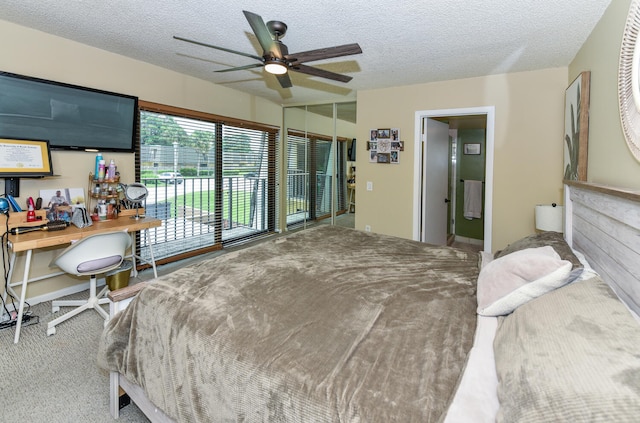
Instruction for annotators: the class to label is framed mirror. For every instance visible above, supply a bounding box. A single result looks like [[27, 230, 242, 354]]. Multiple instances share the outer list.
[[618, 0, 640, 161]]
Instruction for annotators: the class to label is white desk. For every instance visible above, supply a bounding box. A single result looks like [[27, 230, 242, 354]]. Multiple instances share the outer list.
[[3, 216, 161, 343]]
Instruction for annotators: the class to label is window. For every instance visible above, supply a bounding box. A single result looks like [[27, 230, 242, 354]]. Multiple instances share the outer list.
[[137, 101, 279, 263]]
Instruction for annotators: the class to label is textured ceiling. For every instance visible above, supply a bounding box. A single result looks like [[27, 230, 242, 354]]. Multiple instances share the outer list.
[[1, 1, 611, 106]]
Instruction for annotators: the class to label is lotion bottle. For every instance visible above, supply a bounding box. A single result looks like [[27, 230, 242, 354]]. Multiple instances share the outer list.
[[108, 159, 116, 180], [98, 160, 106, 181], [94, 153, 103, 180]]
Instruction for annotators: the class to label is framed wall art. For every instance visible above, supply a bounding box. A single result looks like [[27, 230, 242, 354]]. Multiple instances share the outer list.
[[564, 71, 590, 181], [377, 153, 390, 163], [369, 128, 402, 164], [619, 0, 640, 162], [463, 143, 481, 155], [0, 138, 54, 176]]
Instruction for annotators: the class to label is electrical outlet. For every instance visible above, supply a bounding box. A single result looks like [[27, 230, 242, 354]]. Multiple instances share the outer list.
[[365, 225, 371, 232], [366, 181, 373, 191]]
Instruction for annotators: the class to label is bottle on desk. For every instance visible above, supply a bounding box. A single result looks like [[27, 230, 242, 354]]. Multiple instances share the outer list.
[[94, 153, 103, 180], [98, 160, 106, 181], [107, 159, 116, 180], [98, 200, 107, 220], [26, 201, 36, 222], [107, 198, 118, 219]]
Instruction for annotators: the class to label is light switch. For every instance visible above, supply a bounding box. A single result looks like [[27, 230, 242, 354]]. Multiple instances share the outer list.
[[366, 181, 373, 191]]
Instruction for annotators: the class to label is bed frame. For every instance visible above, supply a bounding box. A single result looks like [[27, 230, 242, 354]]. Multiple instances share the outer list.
[[564, 180, 640, 316], [106, 181, 640, 421]]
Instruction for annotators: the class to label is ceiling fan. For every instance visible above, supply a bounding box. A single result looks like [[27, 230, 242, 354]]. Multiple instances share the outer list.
[[174, 10, 362, 89]]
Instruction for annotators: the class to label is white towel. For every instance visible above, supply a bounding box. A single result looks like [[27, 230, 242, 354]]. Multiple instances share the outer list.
[[463, 180, 483, 220]]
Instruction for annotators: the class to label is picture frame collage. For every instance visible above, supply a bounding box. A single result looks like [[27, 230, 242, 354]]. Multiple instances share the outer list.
[[368, 128, 403, 164]]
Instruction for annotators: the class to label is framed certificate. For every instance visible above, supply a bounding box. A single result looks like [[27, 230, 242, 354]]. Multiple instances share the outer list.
[[0, 138, 54, 176]]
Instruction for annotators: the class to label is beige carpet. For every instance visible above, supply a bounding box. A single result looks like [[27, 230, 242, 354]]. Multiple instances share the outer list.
[[0, 292, 149, 422]]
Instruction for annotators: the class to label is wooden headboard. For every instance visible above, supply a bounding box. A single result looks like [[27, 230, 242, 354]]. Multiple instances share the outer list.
[[564, 180, 640, 316]]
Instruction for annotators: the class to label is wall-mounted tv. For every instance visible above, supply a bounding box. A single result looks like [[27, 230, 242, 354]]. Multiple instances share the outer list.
[[0, 71, 138, 152]]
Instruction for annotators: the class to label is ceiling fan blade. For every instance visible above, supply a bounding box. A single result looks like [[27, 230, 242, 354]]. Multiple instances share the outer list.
[[287, 43, 363, 64], [215, 63, 265, 73], [174, 35, 263, 62], [291, 64, 353, 83], [243, 10, 282, 59], [276, 73, 292, 89]]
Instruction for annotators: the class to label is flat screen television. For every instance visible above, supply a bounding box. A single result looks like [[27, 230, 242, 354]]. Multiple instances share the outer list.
[[0, 71, 138, 152]]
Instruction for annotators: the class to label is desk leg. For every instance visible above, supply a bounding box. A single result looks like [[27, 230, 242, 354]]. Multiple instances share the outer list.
[[14, 249, 32, 344], [129, 229, 158, 280], [129, 232, 138, 278], [146, 228, 158, 279]]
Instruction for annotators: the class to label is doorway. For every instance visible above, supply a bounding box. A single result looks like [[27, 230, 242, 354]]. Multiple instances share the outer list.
[[412, 107, 495, 253]]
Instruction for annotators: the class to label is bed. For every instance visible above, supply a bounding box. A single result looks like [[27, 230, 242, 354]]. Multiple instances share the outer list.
[[97, 180, 640, 422]]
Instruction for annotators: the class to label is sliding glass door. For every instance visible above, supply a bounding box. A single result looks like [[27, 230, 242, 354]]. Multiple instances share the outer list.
[[283, 102, 355, 229], [137, 102, 279, 263]]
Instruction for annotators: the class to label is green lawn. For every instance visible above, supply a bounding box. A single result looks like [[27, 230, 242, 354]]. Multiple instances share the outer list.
[[174, 190, 254, 225], [163, 190, 306, 226]]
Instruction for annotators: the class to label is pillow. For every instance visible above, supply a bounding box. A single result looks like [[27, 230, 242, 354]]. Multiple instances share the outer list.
[[477, 246, 572, 316], [495, 231, 583, 271], [494, 275, 640, 422]]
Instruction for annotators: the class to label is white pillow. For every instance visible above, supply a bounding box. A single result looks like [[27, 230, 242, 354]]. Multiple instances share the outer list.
[[477, 246, 572, 316]]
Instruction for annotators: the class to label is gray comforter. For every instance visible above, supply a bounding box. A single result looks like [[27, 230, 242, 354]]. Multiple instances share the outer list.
[[98, 226, 479, 422]]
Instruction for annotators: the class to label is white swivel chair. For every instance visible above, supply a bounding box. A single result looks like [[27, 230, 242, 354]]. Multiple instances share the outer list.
[[47, 231, 132, 336]]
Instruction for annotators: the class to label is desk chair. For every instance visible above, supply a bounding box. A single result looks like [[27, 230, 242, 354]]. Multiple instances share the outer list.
[[47, 231, 132, 336]]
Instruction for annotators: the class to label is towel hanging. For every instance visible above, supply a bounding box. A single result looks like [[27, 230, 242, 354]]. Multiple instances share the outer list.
[[463, 180, 483, 220]]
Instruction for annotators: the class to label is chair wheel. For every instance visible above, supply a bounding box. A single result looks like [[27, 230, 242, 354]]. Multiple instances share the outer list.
[[47, 327, 56, 336]]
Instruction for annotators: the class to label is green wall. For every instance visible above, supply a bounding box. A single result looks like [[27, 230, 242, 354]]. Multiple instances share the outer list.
[[456, 129, 486, 240]]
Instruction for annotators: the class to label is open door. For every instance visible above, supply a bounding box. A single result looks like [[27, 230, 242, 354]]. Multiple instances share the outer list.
[[413, 106, 494, 253], [421, 118, 450, 245]]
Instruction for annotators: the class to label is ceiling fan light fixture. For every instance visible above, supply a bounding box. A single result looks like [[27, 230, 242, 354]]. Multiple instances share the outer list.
[[264, 60, 288, 75], [175, 11, 362, 89]]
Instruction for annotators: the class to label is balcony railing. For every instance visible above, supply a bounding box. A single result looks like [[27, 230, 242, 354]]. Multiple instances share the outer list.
[[286, 172, 337, 227], [138, 176, 267, 261], [137, 173, 344, 262]]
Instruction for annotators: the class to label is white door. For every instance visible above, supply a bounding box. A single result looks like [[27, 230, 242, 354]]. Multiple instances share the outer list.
[[421, 118, 450, 245]]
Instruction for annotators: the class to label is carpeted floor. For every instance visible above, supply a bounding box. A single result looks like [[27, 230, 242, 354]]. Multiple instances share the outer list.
[[0, 291, 149, 422]]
